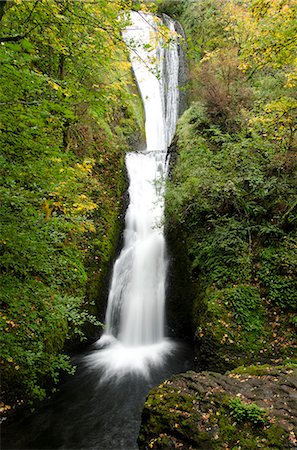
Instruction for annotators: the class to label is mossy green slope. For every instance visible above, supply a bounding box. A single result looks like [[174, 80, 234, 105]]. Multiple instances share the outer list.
[[142, 1, 297, 447], [163, 0, 297, 370]]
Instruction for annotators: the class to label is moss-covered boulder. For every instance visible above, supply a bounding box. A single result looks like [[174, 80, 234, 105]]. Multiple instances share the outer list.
[[138, 366, 297, 449]]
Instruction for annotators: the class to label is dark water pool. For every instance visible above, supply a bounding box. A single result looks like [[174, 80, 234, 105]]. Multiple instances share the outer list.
[[2, 341, 193, 450]]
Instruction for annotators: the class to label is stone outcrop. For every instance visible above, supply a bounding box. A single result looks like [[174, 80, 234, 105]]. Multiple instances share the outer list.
[[138, 366, 297, 449]]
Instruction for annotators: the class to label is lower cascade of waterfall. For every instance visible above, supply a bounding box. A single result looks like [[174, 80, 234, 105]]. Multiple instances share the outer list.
[[85, 12, 180, 378]]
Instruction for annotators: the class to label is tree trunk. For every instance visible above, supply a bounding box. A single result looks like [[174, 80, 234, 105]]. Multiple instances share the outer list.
[[0, 0, 7, 24], [58, 53, 65, 80]]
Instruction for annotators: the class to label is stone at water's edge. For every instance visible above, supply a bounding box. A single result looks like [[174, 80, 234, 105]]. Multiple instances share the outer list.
[[138, 367, 297, 449]]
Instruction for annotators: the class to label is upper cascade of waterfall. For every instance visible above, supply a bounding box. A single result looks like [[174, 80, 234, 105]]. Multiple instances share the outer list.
[[124, 12, 180, 151], [160, 14, 180, 148], [85, 11, 181, 378]]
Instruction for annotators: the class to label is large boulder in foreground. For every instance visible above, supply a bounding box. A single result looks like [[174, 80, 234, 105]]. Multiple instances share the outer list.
[[138, 366, 297, 449]]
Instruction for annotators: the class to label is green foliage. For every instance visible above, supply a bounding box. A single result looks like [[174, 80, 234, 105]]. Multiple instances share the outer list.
[[194, 285, 265, 369], [0, 0, 145, 405], [227, 398, 269, 426], [224, 0, 297, 76], [181, 0, 227, 60], [165, 0, 297, 370], [156, 0, 187, 19], [0, 277, 78, 401], [217, 285, 263, 331], [259, 237, 297, 310]]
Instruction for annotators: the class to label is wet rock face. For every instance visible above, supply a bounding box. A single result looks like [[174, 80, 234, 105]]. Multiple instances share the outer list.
[[138, 367, 297, 449], [175, 20, 188, 117]]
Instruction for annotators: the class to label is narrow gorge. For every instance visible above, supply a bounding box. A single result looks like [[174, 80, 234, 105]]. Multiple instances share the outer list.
[[2, 10, 192, 450], [1, 1, 296, 449]]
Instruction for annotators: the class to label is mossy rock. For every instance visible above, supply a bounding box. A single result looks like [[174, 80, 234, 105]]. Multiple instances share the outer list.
[[138, 368, 297, 449]]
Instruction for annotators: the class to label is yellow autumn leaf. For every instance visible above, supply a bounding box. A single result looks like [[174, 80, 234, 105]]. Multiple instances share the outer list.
[[48, 80, 61, 91]]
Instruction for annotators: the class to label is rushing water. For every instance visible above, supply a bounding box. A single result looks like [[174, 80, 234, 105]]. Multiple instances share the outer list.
[[85, 12, 180, 379], [2, 13, 193, 450]]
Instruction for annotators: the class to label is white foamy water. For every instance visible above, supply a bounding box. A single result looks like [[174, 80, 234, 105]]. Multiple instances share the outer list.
[[85, 12, 180, 377]]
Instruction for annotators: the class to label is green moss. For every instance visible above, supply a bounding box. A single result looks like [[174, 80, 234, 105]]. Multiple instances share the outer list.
[[215, 397, 287, 449], [139, 381, 289, 450], [216, 413, 286, 449], [229, 364, 297, 377], [259, 239, 297, 310], [139, 383, 208, 448], [193, 284, 268, 370]]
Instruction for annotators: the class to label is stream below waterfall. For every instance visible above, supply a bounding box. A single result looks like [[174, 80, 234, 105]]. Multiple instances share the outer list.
[[2, 12, 193, 449], [2, 344, 193, 449]]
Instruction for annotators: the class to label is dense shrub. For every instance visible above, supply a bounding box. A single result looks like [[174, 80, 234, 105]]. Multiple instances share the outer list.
[[227, 398, 269, 426]]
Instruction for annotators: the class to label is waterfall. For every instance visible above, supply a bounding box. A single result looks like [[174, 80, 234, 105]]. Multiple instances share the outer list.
[[85, 12, 180, 378]]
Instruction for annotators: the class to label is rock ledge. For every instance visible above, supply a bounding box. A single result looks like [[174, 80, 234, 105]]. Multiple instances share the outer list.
[[139, 366, 297, 449]]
